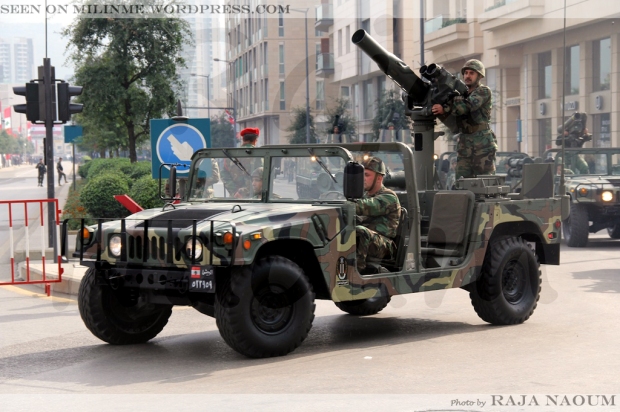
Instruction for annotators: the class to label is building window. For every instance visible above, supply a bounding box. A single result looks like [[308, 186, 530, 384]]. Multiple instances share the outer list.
[[538, 51, 552, 99], [538, 118, 552, 156], [377, 76, 386, 98], [315, 43, 321, 70], [280, 81, 285, 110], [337, 29, 342, 57], [279, 44, 285, 75], [278, 13, 284, 36], [363, 79, 374, 119], [565, 45, 579, 95], [345, 25, 351, 54], [593, 38, 611, 91], [316, 80, 325, 110], [264, 79, 269, 111]]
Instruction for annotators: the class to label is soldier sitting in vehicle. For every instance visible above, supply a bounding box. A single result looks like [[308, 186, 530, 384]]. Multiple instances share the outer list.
[[355, 157, 401, 274], [235, 167, 281, 199]]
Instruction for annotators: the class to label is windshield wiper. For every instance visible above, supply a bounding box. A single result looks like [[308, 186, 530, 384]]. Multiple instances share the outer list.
[[222, 149, 251, 177], [307, 148, 337, 183]]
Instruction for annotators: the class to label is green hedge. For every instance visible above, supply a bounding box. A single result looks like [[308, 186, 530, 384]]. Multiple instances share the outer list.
[[87, 158, 132, 180], [78, 158, 152, 184], [129, 176, 165, 210], [80, 171, 131, 218]]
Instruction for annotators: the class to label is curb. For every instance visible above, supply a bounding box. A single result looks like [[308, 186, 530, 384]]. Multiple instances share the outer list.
[[16, 260, 87, 296]]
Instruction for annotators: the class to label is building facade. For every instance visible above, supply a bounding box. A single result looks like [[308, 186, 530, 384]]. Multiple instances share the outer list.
[[223, 3, 341, 145], [414, 0, 620, 156], [0, 37, 34, 84]]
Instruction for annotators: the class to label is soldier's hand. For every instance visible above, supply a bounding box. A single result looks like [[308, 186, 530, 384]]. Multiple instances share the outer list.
[[431, 104, 444, 115]]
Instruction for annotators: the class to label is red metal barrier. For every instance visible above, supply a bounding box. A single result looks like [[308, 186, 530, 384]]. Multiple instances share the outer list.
[[0, 199, 63, 295]]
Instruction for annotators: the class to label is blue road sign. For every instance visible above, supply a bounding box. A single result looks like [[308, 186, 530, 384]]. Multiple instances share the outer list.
[[64, 125, 83, 144], [150, 119, 211, 179]]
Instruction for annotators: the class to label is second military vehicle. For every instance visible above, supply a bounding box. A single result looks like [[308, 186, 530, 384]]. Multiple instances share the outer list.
[[545, 147, 620, 247]]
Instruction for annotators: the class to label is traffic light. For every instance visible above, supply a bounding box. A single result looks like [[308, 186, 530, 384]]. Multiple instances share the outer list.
[[13, 82, 41, 122], [57, 82, 83, 123]]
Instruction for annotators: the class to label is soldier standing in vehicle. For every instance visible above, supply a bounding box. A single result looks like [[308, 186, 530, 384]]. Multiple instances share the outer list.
[[355, 157, 401, 274], [431, 59, 497, 178], [221, 127, 262, 197]]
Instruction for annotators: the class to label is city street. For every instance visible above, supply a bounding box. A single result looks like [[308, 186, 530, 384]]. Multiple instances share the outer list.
[[0, 228, 619, 409]]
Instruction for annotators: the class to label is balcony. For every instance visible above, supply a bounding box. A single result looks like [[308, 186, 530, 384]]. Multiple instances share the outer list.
[[316, 53, 334, 77], [315, 4, 333, 31], [424, 15, 467, 35], [424, 18, 470, 51], [479, 0, 545, 32]]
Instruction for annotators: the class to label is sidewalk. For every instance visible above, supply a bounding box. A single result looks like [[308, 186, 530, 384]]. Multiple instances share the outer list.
[[12, 177, 89, 296]]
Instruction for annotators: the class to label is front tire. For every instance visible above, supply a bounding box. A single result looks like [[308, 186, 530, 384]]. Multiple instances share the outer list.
[[469, 237, 540, 325], [563, 203, 589, 247], [215, 256, 315, 358], [335, 295, 391, 316], [78, 268, 172, 344]]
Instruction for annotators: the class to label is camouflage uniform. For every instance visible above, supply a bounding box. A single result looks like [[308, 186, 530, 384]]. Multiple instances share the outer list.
[[355, 158, 401, 272], [440, 60, 497, 178], [221, 143, 262, 196]]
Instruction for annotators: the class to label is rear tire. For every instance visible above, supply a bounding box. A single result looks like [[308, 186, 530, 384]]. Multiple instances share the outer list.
[[215, 256, 315, 358], [607, 223, 620, 239], [78, 268, 172, 344], [469, 237, 540, 325], [335, 296, 391, 316], [563, 203, 589, 247]]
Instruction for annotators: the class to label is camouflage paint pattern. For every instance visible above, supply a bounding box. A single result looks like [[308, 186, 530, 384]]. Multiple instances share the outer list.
[[70, 143, 563, 304]]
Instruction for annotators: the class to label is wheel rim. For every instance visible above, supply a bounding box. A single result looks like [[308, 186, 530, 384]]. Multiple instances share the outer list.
[[501, 258, 528, 304], [250, 285, 294, 334]]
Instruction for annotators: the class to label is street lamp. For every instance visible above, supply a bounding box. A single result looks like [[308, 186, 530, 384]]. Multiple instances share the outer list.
[[190, 73, 211, 118], [290, 8, 311, 144], [214, 58, 237, 135]]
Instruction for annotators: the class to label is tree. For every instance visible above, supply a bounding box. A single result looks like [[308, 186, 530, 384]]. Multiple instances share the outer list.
[[324, 98, 357, 142], [371, 88, 409, 142], [286, 107, 318, 144], [63, 1, 193, 162], [210, 113, 236, 148]]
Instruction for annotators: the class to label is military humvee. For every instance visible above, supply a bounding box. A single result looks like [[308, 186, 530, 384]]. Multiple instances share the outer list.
[[66, 141, 566, 358], [545, 147, 620, 247]]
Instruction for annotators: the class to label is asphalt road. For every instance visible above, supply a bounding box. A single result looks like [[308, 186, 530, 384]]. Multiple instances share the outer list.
[[0, 233, 619, 411]]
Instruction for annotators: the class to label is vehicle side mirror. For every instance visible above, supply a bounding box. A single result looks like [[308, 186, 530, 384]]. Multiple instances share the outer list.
[[344, 161, 364, 199], [169, 166, 177, 198]]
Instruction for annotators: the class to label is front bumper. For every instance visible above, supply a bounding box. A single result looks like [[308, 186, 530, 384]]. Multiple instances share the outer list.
[[91, 262, 217, 294]]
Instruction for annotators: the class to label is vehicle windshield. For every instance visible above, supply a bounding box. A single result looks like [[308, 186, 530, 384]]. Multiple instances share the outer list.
[[187, 148, 405, 202], [545, 149, 620, 175]]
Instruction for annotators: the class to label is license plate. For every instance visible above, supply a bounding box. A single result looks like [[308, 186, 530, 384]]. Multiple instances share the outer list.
[[189, 265, 215, 292]]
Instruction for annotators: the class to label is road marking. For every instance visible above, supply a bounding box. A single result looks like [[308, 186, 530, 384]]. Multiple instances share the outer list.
[[0, 284, 76, 303]]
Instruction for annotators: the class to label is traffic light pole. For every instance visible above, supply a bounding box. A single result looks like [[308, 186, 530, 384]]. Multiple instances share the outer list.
[[42, 58, 57, 256]]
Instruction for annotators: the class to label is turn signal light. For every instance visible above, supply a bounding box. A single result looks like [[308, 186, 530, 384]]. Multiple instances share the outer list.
[[223, 232, 234, 245], [243, 240, 251, 250], [82, 228, 91, 242]]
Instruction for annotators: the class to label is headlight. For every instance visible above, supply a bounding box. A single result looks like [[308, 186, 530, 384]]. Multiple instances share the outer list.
[[577, 187, 590, 197], [602, 191, 614, 202], [185, 237, 203, 260], [108, 234, 122, 257]]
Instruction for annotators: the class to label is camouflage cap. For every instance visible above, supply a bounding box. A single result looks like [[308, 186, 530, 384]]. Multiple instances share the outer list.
[[251, 167, 263, 179], [362, 156, 386, 175], [461, 59, 485, 78]]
